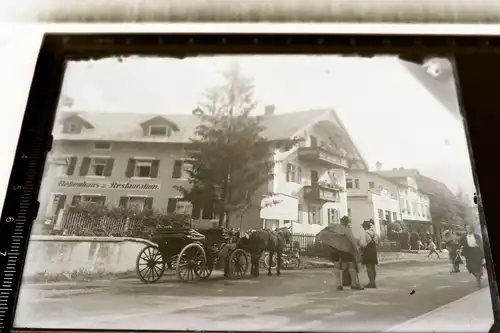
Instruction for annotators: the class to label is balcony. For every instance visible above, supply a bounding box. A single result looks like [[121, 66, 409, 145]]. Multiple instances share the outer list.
[[297, 147, 349, 169], [303, 183, 341, 202]]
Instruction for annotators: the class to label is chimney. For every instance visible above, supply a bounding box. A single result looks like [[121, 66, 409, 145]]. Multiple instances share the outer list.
[[375, 161, 383, 171], [399, 166, 404, 170], [264, 105, 276, 116]]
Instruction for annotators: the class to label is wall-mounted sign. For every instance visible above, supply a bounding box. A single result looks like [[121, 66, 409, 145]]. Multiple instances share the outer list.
[[56, 180, 160, 191]]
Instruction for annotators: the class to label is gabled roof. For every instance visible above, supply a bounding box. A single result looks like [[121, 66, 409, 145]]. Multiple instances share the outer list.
[[54, 109, 367, 168], [376, 169, 454, 198], [416, 175, 456, 199], [139, 115, 181, 131], [59, 113, 94, 129]]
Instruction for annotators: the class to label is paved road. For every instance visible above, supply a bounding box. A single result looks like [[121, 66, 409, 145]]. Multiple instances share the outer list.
[[14, 261, 493, 332]]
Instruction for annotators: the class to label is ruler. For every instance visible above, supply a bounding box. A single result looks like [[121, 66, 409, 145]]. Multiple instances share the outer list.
[[0, 128, 51, 331]]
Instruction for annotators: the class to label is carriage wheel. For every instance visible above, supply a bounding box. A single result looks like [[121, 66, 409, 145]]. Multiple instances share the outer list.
[[176, 243, 207, 282], [228, 249, 249, 279], [136, 245, 166, 284]]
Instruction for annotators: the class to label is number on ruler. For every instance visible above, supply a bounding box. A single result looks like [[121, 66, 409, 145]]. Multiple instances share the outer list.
[[20, 155, 28, 159], [4, 217, 14, 223], [0, 252, 6, 257], [12, 185, 22, 191]]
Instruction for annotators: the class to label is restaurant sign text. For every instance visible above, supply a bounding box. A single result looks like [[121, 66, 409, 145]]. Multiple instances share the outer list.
[[57, 180, 161, 191]]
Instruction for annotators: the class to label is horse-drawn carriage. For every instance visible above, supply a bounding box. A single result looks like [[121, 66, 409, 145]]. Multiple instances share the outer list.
[[136, 227, 249, 283]]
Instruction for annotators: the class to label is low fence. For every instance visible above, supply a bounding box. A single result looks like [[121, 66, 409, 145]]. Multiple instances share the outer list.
[[290, 232, 317, 252], [61, 211, 129, 236]]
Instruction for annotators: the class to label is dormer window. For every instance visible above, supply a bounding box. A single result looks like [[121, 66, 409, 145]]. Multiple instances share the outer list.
[[64, 122, 82, 134], [148, 125, 171, 136]]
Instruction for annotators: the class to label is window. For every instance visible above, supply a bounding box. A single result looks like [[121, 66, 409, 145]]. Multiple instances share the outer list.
[[385, 210, 392, 222], [309, 206, 321, 225], [297, 167, 302, 184], [378, 209, 384, 220], [284, 220, 291, 224], [172, 160, 186, 179], [412, 202, 418, 216], [327, 208, 339, 225], [369, 181, 375, 189], [148, 125, 170, 136], [48, 194, 66, 216], [120, 196, 151, 211], [348, 208, 352, 219], [166, 198, 193, 215], [135, 160, 153, 178], [54, 156, 77, 176], [286, 163, 296, 182], [354, 179, 360, 189], [176, 201, 193, 215], [72, 195, 105, 207], [406, 201, 411, 214], [94, 142, 112, 150], [297, 204, 303, 223], [64, 122, 81, 134], [346, 178, 353, 189], [392, 212, 398, 221], [89, 158, 108, 176]]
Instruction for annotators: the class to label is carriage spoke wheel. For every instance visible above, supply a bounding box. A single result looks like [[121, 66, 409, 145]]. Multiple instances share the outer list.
[[228, 249, 249, 279], [176, 243, 207, 282], [136, 245, 166, 284]]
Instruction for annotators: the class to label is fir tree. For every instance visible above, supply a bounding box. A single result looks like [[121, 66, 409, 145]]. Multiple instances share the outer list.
[[176, 63, 295, 228]]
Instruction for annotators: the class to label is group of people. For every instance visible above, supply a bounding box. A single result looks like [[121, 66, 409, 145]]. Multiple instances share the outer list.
[[318, 216, 380, 291], [318, 216, 486, 291]]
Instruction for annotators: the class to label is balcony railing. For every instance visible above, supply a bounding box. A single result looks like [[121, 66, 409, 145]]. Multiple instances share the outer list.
[[303, 183, 341, 202], [297, 146, 349, 169]]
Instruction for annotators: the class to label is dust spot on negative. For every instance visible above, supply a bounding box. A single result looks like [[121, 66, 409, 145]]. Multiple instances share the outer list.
[[410, 290, 415, 295]]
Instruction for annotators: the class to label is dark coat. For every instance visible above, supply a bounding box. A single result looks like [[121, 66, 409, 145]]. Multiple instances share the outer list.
[[459, 233, 484, 259]]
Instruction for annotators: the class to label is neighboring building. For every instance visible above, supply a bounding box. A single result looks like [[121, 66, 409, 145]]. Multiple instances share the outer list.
[[374, 168, 433, 235], [39, 107, 367, 234], [345, 170, 402, 239]]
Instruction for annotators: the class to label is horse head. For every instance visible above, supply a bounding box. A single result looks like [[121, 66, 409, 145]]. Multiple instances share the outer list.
[[276, 226, 292, 244]]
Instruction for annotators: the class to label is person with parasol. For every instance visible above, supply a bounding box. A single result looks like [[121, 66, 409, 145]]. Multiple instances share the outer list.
[[316, 216, 364, 291], [359, 219, 380, 288]]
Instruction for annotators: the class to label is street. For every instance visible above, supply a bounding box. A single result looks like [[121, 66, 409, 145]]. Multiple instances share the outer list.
[[14, 261, 492, 332]]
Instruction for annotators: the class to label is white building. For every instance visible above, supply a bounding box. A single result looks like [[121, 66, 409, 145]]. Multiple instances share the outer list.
[[259, 108, 368, 234], [375, 168, 433, 234], [345, 170, 402, 238]]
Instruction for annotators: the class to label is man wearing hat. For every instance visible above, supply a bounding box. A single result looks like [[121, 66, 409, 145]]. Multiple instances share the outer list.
[[359, 219, 380, 288]]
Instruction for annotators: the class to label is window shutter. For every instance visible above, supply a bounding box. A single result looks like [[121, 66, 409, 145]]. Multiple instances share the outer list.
[[150, 160, 160, 178], [66, 157, 77, 176], [79, 157, 91, 176], [172, 160, 183, 179], [167, 198, 177, 214], [119, 197, 128, 208], [286, 164, 291, 182], [144, 197, 154, 211], [125, 159, 136, 178], [104, 158, 115, 177], [71, 195, 82, 205], [98, 196, 106, 206], [56, 195, 66, 213]]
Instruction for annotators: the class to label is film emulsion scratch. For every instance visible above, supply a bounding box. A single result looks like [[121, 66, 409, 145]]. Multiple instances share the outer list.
[[2, 34, 499, 333]]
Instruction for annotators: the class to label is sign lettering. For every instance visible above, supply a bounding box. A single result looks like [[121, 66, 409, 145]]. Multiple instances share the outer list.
[[57, 180, 160, 191]]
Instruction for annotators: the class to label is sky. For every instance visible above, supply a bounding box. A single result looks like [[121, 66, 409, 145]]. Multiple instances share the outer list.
[[58, 55, 476, 197]]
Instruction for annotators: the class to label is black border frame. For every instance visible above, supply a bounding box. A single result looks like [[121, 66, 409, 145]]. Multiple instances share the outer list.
[[2, 33, 500, 333]]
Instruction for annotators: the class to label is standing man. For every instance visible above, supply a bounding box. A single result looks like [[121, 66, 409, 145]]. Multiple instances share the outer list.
[[460, 224, 485, 288], [359, 219, 379, 288]]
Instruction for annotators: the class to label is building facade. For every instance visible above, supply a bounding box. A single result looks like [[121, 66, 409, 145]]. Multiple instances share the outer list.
[[345, 171, 402, 238], [375, 168, 433, 234], [39, 108, 367, 234]]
